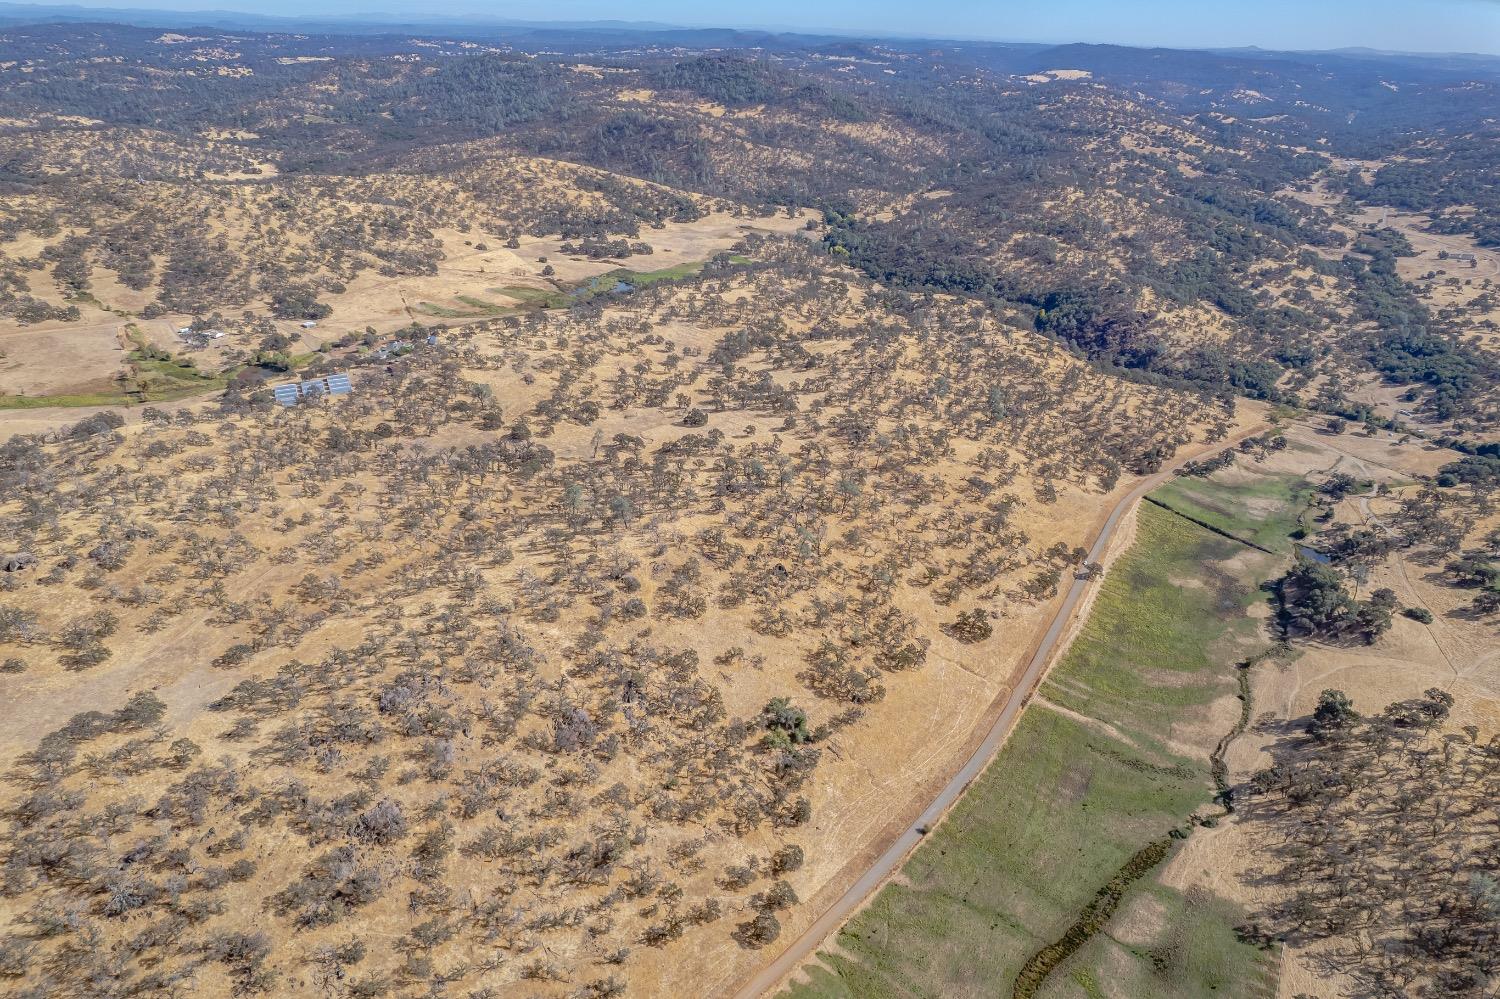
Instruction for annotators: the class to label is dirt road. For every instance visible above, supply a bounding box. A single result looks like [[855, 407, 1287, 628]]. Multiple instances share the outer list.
[[725, 428, 1267, 999]]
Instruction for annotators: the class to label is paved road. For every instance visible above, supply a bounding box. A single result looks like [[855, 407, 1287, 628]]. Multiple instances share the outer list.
[[726, 432, 1263, 999]]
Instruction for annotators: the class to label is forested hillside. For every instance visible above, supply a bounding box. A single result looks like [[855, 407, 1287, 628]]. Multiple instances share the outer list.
[[0, 23, 1495, 426]]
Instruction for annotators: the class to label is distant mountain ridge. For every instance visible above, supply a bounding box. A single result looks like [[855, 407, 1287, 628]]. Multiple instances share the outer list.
[[0, 0, 1497, 68]]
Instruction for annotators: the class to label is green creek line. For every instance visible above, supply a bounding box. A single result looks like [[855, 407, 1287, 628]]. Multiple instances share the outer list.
[[1011, 836, 1176, 999]]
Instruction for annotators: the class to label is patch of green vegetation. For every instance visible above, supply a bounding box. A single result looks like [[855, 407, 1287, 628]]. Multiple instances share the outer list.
[[1151, 471, 1313, 554], [482, 256, 745, 314], [611, 251, 751, 284], [606, 260, 705, 285], [491, 285, 570, 308], [456, 295, 512, 313], [134, 356, 216, 383], [128, 329, 221, 383], [1068, 968, 1105, 999], [1039, 885, 1275, 999], [1037, 511, 1275, 746], [0, 377, 224, 410], [1015, 836, 1175, 998], [1268, 404, 1302, 424], [415, 301, 481, 318], [782, 502, 1281, 999], [2, 332, 230, 409], [143, 379, 229, 402]]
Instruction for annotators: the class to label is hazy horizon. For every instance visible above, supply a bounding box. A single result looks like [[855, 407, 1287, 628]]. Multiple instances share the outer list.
[[4, 0, 1500, 55]]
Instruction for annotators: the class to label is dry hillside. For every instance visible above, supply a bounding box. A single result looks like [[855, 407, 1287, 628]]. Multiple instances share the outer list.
[[0, 242, 1240, 997]]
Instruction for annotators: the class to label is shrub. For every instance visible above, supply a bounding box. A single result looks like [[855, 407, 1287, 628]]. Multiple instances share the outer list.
[[735, 911, 781, 948], [769, 844, 804, 875], [0, 936, 36, 978], [353, 799, 407, 845], [751, 879, 798, 912], [1307, 689, 1359, 740], [947, 609, 993, 643], [269, 285, 332, 321], [760, 698, 810, 747]]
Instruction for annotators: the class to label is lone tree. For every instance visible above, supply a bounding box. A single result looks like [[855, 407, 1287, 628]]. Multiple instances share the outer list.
[[1307, 688, 1358, 741]]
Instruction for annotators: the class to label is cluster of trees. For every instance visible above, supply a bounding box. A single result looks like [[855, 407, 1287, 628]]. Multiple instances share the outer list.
[[651, 56, 793, 108], [1274, 560, 1397, 645], [559, 238, 652, 260], [1240, 688, 1498, 996], [268, 284, 333, 322], [1350, 245, 1497, 424], [0, 239, 1230, 995], [1350, 133, 1500, 248], [1177, 431, 1287, 477], [1438, 454, 1500, 489], [384, 54, 575, 136]]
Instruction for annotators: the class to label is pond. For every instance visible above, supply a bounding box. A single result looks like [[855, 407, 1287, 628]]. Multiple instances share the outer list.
[[567, 275, 637, 301]]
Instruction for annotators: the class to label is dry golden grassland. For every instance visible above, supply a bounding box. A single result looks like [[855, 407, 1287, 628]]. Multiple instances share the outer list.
[[0, 241, 1244, 998]]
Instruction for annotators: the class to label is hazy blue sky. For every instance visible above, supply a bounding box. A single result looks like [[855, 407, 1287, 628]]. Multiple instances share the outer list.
[[18, 0, 1500, 53]]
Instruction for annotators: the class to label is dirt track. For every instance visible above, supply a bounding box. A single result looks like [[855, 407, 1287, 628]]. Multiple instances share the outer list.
[[725, 425, 1269, 999]]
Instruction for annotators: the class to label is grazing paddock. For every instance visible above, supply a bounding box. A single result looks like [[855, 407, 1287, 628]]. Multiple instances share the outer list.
[[1151, 470, 1313, 555], [0, 319, 124, 397]]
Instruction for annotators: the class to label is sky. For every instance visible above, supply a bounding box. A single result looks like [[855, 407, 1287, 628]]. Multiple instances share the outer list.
[[12, 0, 1500, 53]]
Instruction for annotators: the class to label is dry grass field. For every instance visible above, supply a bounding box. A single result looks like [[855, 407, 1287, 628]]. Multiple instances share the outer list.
[[0, 236, 1246, 998], [0, 23, 1496, 999], [0, 319, 126, 397]]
